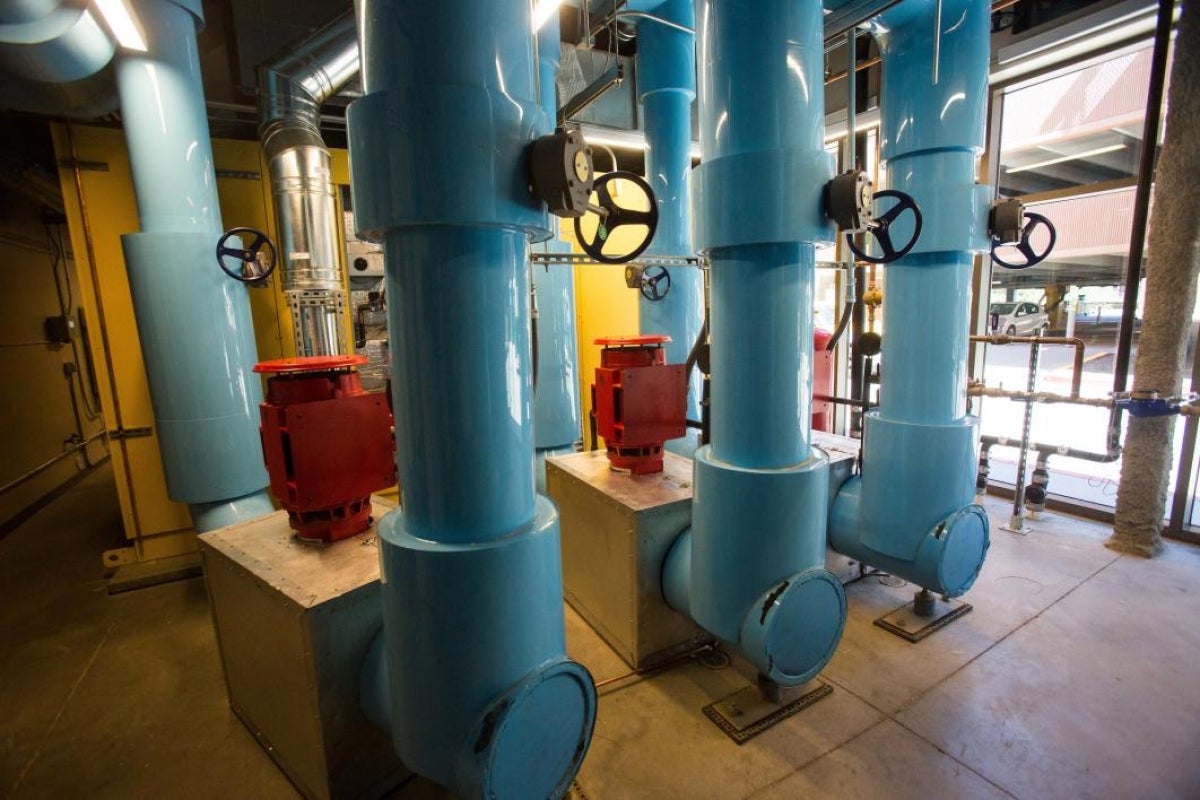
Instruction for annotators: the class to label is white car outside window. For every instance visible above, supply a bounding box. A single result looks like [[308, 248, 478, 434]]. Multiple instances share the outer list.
[[989, 302, 1049, 336]]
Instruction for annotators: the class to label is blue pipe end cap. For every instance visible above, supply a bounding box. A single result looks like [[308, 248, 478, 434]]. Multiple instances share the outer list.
[[455, 658, 596, 800], [739, 568, 846, 687], [931, 504, 990, 597]]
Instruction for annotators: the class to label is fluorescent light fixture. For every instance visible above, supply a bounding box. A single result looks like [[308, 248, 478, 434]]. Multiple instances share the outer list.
[[532, 0, 563, 32], [578, 124, 702, 160], [94, 0, 147, 52], [1005, 144, 1125, 175]]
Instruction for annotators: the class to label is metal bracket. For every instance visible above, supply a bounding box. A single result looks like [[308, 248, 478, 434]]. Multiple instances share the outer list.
[[874, 595, 972, 642], [108, 426, 153, 440], [57, 158, 109, 172], [702, 680, 833, 744], [559, 62, 624, 125], [531, 252, 702, 268]]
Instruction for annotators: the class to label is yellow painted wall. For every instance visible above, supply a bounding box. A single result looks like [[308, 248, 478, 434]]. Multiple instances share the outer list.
[[48, 119, 639, 551], [0, 185, 108, 530], [562, 176, 646, 449], [50, 123, 355, 558]]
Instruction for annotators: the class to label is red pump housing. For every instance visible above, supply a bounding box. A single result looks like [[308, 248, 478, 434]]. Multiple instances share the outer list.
[[813, 328, 835, 432], [255, 355, 396, 542], [592, 335, 687, 475]]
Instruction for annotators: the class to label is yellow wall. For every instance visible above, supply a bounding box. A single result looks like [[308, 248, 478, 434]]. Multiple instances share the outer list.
[[562, 179, 646, 449], [50, 123, 355, 559], [0, 186, 108, 530], [49, 121, 640, 553]]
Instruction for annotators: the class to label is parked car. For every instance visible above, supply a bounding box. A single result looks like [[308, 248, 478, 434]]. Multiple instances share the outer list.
[[989, 301, 1049, 336]]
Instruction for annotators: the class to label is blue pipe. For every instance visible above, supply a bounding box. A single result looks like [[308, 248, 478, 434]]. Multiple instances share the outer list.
[[631, 0, 703, 454], [828, 0, 994, 596], [533, 19, 581, 490], [662, 0, 846, 687], [113, 0, 272, 532], [0, 1, 113, 83], [348, 1, 595, 796]]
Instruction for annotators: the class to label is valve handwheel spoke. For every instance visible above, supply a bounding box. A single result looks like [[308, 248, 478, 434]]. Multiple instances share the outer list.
[[216, 227, 278, 284], [992, 212, 1057, 270], [845, 189, 923, 265], [574, 171, 660, 264]]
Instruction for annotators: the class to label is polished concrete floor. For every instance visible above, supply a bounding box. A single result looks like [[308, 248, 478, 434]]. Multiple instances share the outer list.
[[3, 463, 1199, 799]]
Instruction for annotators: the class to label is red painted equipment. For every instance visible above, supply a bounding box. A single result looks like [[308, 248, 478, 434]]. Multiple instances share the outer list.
[[592, 335, 687, 475], [255, 355, 396, 542], [813, 328, 834, 432]]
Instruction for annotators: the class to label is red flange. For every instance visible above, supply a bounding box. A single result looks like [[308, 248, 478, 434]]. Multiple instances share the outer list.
[[592, 335, 686, 475], [255, 355, 395, 542]]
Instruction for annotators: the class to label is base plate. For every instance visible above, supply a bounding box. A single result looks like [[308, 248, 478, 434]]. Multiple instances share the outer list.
[[702, 681, 833, 744], [874, 597, 973, 642]]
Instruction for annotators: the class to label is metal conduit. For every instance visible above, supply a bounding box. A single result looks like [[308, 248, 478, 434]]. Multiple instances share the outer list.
[[258, 10, 359, 356]]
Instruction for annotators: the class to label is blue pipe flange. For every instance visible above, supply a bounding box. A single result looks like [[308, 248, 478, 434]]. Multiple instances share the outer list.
[[454, 658, 596, 800], [739, 568, 846, 685]]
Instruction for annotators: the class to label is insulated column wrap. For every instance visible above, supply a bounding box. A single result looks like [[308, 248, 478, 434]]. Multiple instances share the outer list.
[[635, 0, 704, 429], [532, 20, 582, 464], [114, 0, 270, 523], [348, 1, 595, 795], [663, 0, 846, 687], [829, 0, 993, 595]]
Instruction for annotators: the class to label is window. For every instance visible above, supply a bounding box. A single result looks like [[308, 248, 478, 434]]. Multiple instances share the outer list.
[[979, 37, 1174, 510]]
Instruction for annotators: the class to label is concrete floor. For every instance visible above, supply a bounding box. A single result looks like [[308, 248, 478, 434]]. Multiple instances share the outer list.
[[3, 464, 1200, 799]]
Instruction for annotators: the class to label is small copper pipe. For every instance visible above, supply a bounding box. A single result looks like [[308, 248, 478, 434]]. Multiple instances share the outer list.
[[824, 56, 882, 86], [971, 334, 1086, 398]]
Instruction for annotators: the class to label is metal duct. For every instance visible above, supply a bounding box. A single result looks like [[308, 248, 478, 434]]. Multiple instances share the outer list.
[[258, 10, 359, 356]]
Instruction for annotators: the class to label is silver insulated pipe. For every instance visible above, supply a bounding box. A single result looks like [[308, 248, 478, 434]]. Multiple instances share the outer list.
[[258, 10, 360, 356]]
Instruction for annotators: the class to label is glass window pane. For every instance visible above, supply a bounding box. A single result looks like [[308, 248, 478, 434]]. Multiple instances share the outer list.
[[998, 43, 1154, 197]]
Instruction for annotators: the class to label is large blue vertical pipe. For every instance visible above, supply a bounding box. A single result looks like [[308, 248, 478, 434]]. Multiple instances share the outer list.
[[661, 0, 846, 687], [348, 1, 595, 796], [630, 0, 704, 447], [533, 18, 582, 491], [829, 0, 994, 596], [114, 0, 272, 533]]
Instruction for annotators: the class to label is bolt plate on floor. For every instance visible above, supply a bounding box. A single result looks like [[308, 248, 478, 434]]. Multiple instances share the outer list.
[[702, 681, 833, 744], [874, 597, 972, 642]]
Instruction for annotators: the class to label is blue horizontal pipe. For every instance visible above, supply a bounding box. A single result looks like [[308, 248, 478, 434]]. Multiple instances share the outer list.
[[114, 0, 270, 531], [349, 0, 595, 794], [664, 0, 845, 687], [829, 0, 992, 596]]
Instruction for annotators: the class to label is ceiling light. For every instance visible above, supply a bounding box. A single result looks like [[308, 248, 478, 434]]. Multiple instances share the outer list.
[[1005, 144, 1125, 175], [94, 0, 147, 52], [532, 0, 564, 32]]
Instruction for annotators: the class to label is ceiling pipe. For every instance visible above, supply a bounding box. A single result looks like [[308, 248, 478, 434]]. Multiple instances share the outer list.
[[0, 0, 118, 115], [829, 0, 993, 595], [258, 10, 359, 356], [628, 0, 704, 455], [662, 0, 847, 688], [112, 0, 272, 532], [532, 14, 583, 490], [0, 0, 113, 83], [348, 0, 595, 795]]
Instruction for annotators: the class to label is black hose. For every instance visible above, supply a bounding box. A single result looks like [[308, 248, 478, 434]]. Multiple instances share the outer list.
[[826, 297, 854, 351], [684, 318, 709, 378]]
